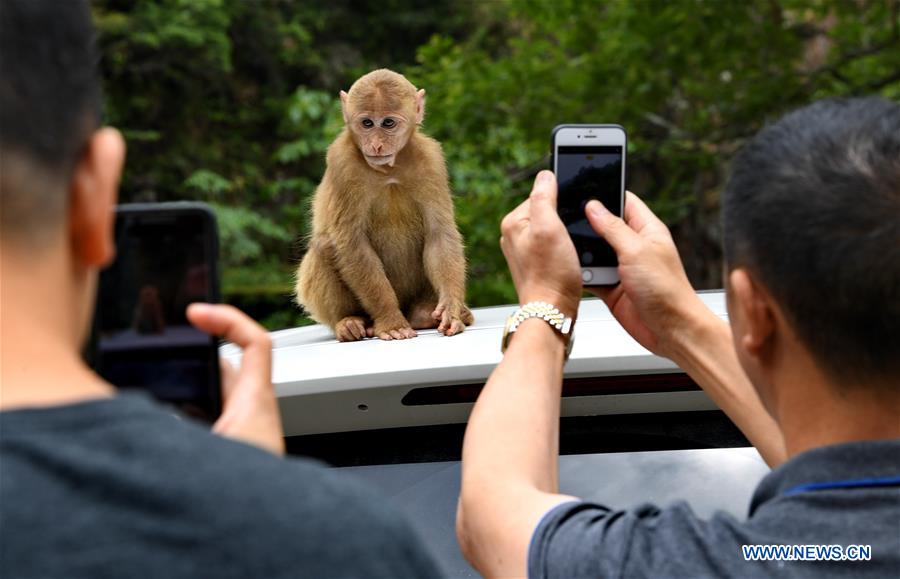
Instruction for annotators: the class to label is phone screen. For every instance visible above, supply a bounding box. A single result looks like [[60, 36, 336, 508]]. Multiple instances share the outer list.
[[94, 207, 221, 422], [556, 145, 624, 267]]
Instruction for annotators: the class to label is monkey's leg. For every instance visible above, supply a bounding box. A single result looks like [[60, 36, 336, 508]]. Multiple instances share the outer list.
[[296, 240, 372, 342], [407, 298, 440, 330]]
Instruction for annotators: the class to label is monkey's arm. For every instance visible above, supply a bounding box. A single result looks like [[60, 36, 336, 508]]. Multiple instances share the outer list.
[[422, 188, 472, 336]]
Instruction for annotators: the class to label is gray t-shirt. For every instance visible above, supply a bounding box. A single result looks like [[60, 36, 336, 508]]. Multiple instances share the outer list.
[[529, 439, 900, 578], [0, 393, 442, 578]]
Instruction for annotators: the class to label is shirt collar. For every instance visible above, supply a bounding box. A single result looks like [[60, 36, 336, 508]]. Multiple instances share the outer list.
[[749, 438, 900, 516]]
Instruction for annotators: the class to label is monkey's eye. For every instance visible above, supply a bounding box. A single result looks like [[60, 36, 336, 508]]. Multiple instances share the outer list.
[[361, 118, 374, 128], [382, 118, 396, 129]]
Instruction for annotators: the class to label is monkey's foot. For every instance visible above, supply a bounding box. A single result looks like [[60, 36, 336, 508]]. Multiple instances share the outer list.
[[335, 316, 370, 342], [372, 315, 417, 341], [432, 301, 474, 337]]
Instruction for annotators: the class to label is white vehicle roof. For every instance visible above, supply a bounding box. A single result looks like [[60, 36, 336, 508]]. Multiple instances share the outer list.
[[222, 291, 728, 436]]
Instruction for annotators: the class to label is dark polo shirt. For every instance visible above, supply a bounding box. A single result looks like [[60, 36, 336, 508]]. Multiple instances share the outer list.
[[0, 393, 442, 578], [529, 439, 900, 578]]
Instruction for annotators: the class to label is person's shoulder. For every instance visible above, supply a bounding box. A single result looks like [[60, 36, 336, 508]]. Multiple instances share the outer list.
[[140, 406, 440, 576], [3, 395, 440, 576], [529, 499, 748, 579]]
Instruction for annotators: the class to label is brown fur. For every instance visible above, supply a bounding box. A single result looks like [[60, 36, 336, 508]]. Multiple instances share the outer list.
[[295, 69, 473, 341]]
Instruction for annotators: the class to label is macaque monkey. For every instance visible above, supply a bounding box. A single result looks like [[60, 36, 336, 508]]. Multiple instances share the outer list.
[[295, 69, 473, 342]]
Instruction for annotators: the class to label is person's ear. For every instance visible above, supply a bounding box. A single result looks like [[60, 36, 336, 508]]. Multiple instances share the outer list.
[[728, 268, 776, 362], [69, 127, 125, 269]]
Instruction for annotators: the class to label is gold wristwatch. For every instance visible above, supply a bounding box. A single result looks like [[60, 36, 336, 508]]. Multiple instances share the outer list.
[[501, 301, 575, 359]]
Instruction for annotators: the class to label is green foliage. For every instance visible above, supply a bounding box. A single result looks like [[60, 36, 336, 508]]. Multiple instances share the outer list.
[[95, 0, 900, 329], [184, 169, 232, 196], [412, 0, 899, 297], [210, 203, 292, 266]]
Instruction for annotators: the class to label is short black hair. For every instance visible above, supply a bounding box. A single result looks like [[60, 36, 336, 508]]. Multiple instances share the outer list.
[[0, 0, 101, 241], [723, 97, 900, 388]]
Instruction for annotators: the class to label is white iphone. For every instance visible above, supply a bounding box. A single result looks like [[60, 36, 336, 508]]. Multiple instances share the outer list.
[[551, 124, 626, 286]]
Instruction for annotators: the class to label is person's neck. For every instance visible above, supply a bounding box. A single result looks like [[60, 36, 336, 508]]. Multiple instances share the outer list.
[[771, 353, 900, 459], [0, 247, 113, 411]]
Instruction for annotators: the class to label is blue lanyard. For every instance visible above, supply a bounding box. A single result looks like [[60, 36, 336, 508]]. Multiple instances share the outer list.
[[785, 475, 900, 496]]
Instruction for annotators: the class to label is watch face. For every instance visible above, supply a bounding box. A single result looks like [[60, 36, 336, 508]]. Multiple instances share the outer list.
[[501, 315, 515, 353], [565, 331, 575, 359]]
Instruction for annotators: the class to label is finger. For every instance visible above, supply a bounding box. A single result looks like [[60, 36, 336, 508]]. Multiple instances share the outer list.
[[404, 328, 417, 338], [528, 170, 559, 230], [432, 304, 445, 320], [446, 320, 464, 336], [585, 200, 641, 257], [586, 286, 613, 302], [187, 303, 270, 382], [379, 332, 392, 341], [390, 330, 404, 340], [439, 310, 451, 332], [500, 236, 523, 290], [500, 199, 531, 236], [350, 320, 364, 340], [585, 286, 615, 301], [218, 358, 239, 398], [622, 191, 667, 234], [586, 284, 625, 310]]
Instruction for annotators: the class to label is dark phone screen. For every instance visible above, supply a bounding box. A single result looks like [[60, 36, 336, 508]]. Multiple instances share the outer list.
[[95, 210, 220, 422], [556, 145, 623, 267]]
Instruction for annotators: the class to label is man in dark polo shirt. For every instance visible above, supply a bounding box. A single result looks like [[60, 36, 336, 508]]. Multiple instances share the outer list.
[[457, 97, 899, 577], [0, 2, 440, 577]]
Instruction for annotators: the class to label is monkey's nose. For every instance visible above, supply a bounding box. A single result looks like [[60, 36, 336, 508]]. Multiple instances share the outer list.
[[372, 143, 383, 155]]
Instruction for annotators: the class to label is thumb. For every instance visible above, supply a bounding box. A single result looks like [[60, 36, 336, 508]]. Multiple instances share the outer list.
[[585, 200, 640, 256], [529, 170, 558, 228]]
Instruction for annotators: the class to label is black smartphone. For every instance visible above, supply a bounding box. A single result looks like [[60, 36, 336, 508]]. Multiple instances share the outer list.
[[551, 124, 627, 286], [92, 203, 221, 422]]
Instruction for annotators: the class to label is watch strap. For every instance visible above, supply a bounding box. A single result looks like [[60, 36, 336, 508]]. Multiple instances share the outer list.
[[501, 301, 574, 358]]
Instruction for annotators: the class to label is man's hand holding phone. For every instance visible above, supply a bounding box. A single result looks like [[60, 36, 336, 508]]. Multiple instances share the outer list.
[[583, 193, 709, 359], [585, 191, 788, 466], [500, 171, 583, 318], [187, 304, 285, 456]]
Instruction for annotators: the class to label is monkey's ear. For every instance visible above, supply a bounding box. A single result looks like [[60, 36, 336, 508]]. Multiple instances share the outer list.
[[340, 90, 350, 124], [415, 89, 426, 125]]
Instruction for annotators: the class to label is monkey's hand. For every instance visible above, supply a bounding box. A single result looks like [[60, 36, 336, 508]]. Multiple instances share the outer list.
[[432, 300, 474, 337], [371, 312, 418, 341]]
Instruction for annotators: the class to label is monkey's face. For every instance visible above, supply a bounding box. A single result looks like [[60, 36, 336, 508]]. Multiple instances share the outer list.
[[341, 72, 425, 171], [348, 111, 414, 169]]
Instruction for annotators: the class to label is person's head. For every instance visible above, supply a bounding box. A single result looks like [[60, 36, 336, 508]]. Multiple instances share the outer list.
[[1, 0, 125, 342], [722, 97, 900, 410]]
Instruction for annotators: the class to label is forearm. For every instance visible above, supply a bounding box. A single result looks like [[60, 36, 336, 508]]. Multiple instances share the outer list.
[[459, 319, 576, 576], [670, 307, 787, 467], [424, 229, 466, 302], [464, 318, 564, 489]]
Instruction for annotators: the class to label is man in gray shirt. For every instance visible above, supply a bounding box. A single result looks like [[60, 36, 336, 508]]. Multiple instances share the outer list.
[[0, 2, 439, 577], [457, 97, 899, 577]]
